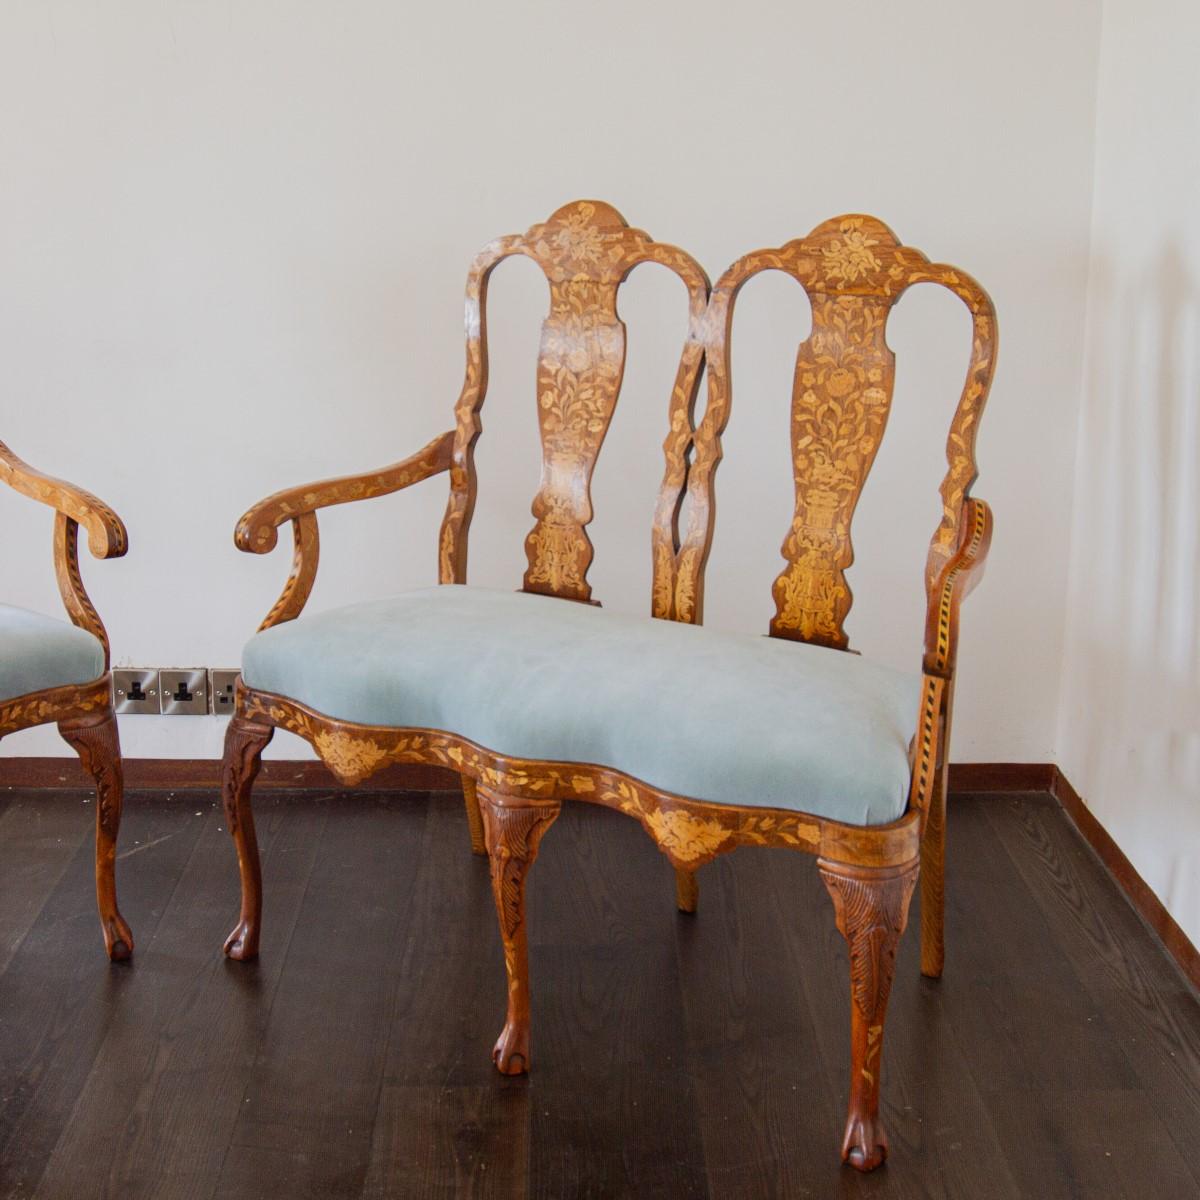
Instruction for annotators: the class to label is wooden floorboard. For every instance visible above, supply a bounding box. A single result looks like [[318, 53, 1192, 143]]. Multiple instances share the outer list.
[[0, 795, 205, 1198], [33, 795, 330, 1200], [0, 794, 83, 980], [525, 806, 708, 1200], [0, 788, 1195, 1199], [361, 796, 525, 1200], [982, 794, 1200, 1188], [214, 793, 431, 1200], [673, 850, 854, 1200]]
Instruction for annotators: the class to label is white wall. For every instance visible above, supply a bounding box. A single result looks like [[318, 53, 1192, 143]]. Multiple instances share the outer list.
[[0, 0, 1100, 766], [1058, 0, 1200, 947]]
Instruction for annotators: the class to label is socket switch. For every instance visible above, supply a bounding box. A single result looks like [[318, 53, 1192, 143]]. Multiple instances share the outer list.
[[112, 669, 160, 715], [210, 669, 240, 717], [159, 668, 210, 716]]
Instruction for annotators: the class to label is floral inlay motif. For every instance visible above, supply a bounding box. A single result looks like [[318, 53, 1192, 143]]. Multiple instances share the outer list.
[[821, 220, 882, 283], [644, 809, 732, 862], [524, 275, 626, 600], [772, 294, 894, 647], [536, 287, 624, 441], [543, 205, 606, 271], [673, 547, 700, 623], [242, 688, 891, 877], [0, 678, 109, 738], [314, 729, 390, 783]]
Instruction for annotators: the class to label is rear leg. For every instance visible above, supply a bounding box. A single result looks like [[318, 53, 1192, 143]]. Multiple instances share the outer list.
[[462, 775, 487, 856], [675, 866, 698, 914], [920, 772, 947, 977]]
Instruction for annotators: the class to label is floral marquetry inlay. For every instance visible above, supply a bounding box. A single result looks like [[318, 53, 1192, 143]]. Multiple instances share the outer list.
[[240, 688, 912, 873], [821, 222, 883, 283], [643, 809, 732, 863], [524, 276, 627, 599], [773, 293, 894, 647], [313, 728, 394, 784], [0, 677, 110, 739]]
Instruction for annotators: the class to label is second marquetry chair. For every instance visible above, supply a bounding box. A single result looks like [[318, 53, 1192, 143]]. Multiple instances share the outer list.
[[220, 201, 996, 1172], [0, 441, 133, 960]]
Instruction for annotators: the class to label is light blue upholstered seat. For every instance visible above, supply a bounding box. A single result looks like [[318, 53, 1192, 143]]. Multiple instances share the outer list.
[[243, 585, 922, 826], [0, 604, 106, 703]]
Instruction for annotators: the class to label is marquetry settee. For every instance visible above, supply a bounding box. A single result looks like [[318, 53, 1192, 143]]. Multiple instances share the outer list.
[[0, 442, 132, 960], [221, 201, 995, 1172]]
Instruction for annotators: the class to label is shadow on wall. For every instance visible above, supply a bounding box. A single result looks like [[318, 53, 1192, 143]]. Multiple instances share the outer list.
[[1061, 240, 1200, 945]]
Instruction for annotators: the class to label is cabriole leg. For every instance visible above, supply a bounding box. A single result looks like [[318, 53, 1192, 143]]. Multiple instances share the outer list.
[[462, 775, 487, 856], [920, 772, 947, 978], [675, 866, 698, 914], [59, 710, 133, 961], [818, 855, 919, 1172], [478, 787, 560, 1075], [221, 715, 273, 961]]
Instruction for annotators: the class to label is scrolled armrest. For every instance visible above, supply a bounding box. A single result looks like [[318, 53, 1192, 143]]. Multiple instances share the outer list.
[[237, 430, 455, 631], [235, 430, 455, 555], [0, 440, 128, 559], [0, 441, 127, 667], [922, 497, 993, 678]]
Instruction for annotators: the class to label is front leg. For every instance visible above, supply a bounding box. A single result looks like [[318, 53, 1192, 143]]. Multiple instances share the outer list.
[[818, 856, 919, 1172], [478, 786, 560, 1075], [58, 709, 133, 961], [221, 715, 273, 960]]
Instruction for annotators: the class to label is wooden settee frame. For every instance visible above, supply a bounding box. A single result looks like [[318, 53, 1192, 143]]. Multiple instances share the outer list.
[[221, 201, 995, 1171]]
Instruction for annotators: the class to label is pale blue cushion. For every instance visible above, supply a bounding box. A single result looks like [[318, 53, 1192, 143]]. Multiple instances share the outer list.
[[0, 604, 106, 703], [243, 585, 921, 826]]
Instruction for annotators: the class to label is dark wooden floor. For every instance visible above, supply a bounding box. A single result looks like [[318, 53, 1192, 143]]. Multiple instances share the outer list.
[[0, 787, 1196, 1199]]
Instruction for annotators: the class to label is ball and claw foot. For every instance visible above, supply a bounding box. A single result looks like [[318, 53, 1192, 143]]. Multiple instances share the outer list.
[[842, 1116, 888, 1172], [103, 914, 134, 962], [492, 1022, 530, 1075], [223, 920, 259, 962]]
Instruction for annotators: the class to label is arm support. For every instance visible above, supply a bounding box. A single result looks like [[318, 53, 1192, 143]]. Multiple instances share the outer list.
[[909, 497, 993, 821], [0, 441, 128, 665], [235, 430, 455, 631], [922, 496, 993, 680]]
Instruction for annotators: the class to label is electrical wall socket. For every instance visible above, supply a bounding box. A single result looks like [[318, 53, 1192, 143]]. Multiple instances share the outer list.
[[112, 669, 160, 715], [158, 668, 210, 716], [210, 669, 240, 716]]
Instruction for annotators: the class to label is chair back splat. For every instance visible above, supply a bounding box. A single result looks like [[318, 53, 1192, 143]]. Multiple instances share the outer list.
[[436, 200, 711, 611], [701, 215, 997, 648]]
